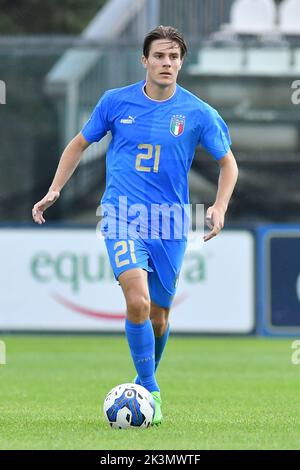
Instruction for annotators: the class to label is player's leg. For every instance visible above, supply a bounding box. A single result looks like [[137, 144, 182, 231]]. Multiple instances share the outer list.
[[119, 267, 150, 324], [145, 239, 187, 376], [135, 300, 170, 385], [150, 301, 171, 371], [132, 239, 186, 425], [118, 267, 160, 394], [149, 301, 170, 424], [118, 268, 161, 424], [104, 236, 159, 394]]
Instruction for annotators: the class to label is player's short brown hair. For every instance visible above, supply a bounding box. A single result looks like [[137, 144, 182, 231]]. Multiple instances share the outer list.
[[143, 25, 188, 59]]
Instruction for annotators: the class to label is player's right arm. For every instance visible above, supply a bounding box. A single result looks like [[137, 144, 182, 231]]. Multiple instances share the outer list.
[[32, 132, 90, 224]]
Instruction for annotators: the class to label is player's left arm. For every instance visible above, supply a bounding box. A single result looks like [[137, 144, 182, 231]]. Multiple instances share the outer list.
[[204, 149, 238, 242]]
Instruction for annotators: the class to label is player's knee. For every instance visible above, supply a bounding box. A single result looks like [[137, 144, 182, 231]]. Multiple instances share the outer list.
[[151, 315, 168, 338], [126, 293, 150, 323]]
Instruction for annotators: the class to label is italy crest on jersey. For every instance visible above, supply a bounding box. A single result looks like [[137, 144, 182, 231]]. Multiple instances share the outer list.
[[170, 115, 185, 137]]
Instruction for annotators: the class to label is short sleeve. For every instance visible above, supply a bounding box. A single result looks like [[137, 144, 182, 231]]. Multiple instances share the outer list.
[[81, 92, 111, 143], [198, 107, 231, 160]]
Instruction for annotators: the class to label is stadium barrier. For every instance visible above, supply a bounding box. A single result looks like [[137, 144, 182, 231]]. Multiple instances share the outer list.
[[0, 226, 254, 334], [3, 224, 300, 336], [257, 224, 300, 336]]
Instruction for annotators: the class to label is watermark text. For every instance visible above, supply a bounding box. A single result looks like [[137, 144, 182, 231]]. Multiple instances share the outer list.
[[291, 340, 300, 365], [96, 197, 205, 242], [291, 80, 300, 105], [0, 80, 6, 104], [0, 341, 6, 364]]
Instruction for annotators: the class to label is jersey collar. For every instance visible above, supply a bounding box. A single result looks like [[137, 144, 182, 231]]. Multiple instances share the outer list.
[[141, 80, 178, 103]]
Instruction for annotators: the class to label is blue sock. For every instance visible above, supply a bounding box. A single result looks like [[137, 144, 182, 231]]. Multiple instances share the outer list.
[[125, 318, 159, 393], [135, 323, 170, 386], [155, 323, 170, 371]]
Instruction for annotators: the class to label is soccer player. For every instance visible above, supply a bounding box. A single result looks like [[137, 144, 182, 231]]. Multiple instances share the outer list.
[[32, 26, 238, 425]]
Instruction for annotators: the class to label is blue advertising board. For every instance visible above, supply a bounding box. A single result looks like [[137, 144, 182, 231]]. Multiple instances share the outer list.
[[257, 226, 300, 335]]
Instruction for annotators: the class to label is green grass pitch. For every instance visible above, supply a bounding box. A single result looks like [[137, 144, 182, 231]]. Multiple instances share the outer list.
[[0, 335, 299, 450]]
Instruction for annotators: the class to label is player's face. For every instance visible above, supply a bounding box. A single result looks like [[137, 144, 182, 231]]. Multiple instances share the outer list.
[[142, 39, 183, 88]]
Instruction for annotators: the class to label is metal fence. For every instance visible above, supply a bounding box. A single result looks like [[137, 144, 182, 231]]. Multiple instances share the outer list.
[[159, 0, 234, 43]]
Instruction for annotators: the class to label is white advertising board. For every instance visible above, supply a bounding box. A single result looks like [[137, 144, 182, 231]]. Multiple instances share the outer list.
[[0, 228, 254, 333]]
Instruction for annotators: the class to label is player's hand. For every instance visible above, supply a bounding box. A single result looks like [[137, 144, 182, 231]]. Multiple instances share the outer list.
[[32, 190, 60, 224], [203, 205, 225, 242]]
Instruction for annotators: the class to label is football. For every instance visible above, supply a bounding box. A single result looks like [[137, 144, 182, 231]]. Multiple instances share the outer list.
[[103, 383, 155, 429]]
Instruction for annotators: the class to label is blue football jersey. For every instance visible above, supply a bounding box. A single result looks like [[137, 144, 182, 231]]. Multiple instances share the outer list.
[[81, 80, 231, 238]]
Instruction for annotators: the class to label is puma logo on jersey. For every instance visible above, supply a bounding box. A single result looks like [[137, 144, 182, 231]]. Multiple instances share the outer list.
[[120, 116, 136, 124]]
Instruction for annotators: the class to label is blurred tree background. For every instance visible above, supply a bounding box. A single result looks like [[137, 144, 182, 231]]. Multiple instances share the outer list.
[[0, 0, 107, 34]]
